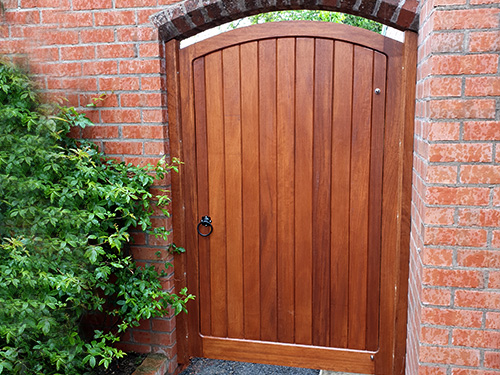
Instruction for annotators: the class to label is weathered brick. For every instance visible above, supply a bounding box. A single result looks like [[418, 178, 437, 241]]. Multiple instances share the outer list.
[[423, 268, 484, 288], [419, 346, 480, 366], [421, 327, 449, 345], [424, 227, 487, 247], [422, 307, 483, 328], [429, 99, 496, 119], [461, 166, 500, 184], [458, 250, 500, 268], [455, 290, 500, 309], [430, 143, 492, 163], [431, 54, 498, 75], [469, 31, 500, 52], [434, 8, 500, 30], [425, 187, 490, 206], [453, 329, 500, 349]]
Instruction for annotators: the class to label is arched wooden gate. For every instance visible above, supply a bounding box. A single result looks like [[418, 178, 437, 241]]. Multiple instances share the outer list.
[[166, 21, 416, 375]]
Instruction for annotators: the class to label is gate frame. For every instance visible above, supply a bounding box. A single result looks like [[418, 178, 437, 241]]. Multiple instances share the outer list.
[[165, 22, 417, 375]]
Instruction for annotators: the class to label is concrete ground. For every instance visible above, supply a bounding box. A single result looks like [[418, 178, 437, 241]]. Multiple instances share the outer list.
[[178, 358, 367, 375]]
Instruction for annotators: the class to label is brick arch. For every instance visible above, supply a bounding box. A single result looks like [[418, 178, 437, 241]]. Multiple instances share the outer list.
[[151, 0, 419, 41]]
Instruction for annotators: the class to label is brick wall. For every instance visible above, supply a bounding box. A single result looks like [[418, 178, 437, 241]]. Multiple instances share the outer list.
[[0, 1, 179, 372], [408, 0, 500, 373], [3, 0, 500, 373]]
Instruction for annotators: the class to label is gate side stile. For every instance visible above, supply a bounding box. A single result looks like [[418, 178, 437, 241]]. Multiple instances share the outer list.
[[165, 39, 190, 366], [167, 40, 203, 363], [374, 32, 417, 375], [393, 30, 418, 375]]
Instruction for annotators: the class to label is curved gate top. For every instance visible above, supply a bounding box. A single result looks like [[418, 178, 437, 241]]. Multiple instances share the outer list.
[[151, 0, 419, 42], [167, 21, 417, 375]]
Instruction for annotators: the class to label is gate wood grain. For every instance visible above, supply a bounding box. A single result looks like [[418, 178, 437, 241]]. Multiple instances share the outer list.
[[171, 21, 416, 375]]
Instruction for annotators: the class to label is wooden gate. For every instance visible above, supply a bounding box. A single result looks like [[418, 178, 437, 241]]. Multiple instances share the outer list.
[[166, 21, 417, 375]]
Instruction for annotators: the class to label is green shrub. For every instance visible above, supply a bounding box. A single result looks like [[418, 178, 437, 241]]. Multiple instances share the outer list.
[[0, 61, 193, 374]]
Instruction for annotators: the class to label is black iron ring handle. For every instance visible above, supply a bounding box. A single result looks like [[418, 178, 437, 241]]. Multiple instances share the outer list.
[[197, 216, 213, 237]]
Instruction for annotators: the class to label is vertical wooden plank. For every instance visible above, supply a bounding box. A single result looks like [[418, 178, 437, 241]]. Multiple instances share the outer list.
[[259, 38, 278, 342], [276, 37, 295, 344], [365, 51, 387, 351], [348, 46, 374, 350], [294, 37, 314, 346], [312, 38, 333, 348], [193, 57, 211, 337], [178, 46, 202, 356], [330, 41, 353, 349], [240, 41, 261, 341], [205, 51, 228, 338], [222, 46, 244, 339]]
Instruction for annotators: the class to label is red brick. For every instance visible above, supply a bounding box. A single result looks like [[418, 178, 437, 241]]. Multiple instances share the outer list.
[[139, 43, 161, 57], [82, 60, 118, 75], [426, 165, 457, 184], [124, 157, 161, 167], [115, 0, 156, 7], [143, 109, 164, 123], [96, 43, 136, 59], [144, 142, 165, 155], [423, 268, 484, 288], [464, 121, 500, 141], [95, 11, 136, 26], [120, 59, 160, 74], [428, 77, 462, 97], [152, 318, 175, 333], [458, 250, 500, 268], [422, 307, 483, 328], [425, 186, 490, 206], [60, 45, 95, 60], [453, 329, 500, 349], [429, 143, 492, 162], [493, 231, 500, 248], [431, 54, 498, 75], [453, 369, 500, 375], [141, 76, 162, 90], [434, 8, 500, 30], [420, 367, 447, 375], [419, 346, 480, 366], [466, 77, 500, 97], [44, 30, 79, 45], [462, 166, 500, 184], [80, 29, 115, 43], [422, 248, 453, 267], [104, 141, 142, 155], [422, 288, 451, 306], [469, 31, 500, 52], [431, 32, 464, 53], [121, 93, 162, 107], [459, 209, 500, 227], [99, 77, 140, 91], [488, 271, 500, 289], [6, 9, 40, 24], [122, 125, 164, 139], [101, 109, 141, 124], [424, 207, 455, 225], [486, 312, 500, 330], [429, 99, 496, 119], [424, 227, 487, 247], [117, 27, 157, 42], [82, 126, 119, 139], [484, 352, 500, 369], [421, 327, 449, 345], [456, 290, 500, 309], [73, 0, 112, 10], [43, 62, 81, 77]]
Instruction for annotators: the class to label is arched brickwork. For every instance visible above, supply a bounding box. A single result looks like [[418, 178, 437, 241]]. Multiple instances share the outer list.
[[151, 0, 419, 41]]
